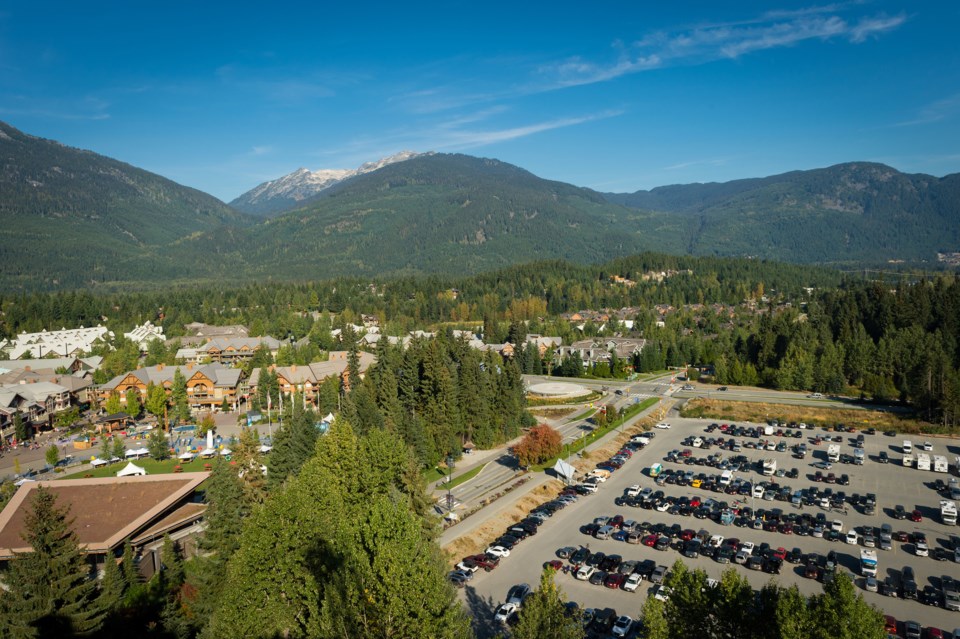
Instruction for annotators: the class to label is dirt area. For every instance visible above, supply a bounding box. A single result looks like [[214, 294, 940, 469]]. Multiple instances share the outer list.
[[679, 398, 931, 433], [443, 482, 564, 562], [529, 408, 577, 419]]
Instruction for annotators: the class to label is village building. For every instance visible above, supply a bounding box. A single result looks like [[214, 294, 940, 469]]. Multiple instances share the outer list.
[[0, 473, 210, 579], [0, 325, 112, 360], [248, 351, 376, 407], [99, 363, 244, 413]]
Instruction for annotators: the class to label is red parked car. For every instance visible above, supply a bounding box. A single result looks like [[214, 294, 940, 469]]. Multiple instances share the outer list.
[[909, 510, 923, 522], [642, 534, 659, 547], [604, 573, 626, 589]]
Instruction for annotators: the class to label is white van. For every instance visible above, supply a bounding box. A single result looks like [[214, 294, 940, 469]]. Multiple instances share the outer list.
[[719, 470, 733, 486], [903, 440, 913, 454]]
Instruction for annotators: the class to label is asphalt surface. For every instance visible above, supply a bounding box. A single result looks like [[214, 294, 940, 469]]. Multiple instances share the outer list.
[[458, 415, 960, 638]]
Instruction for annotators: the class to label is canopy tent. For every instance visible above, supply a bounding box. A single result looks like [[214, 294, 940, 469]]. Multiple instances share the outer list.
[[90, 457, 110, 468], [258, 444, 273, 453], [219, 448, 232, 456], [552, 458, 577, 483], [116, 462, 147, 477], [178, 451, 195, 461], [323, 413, 335, 423], [125, 447, 150, 459], [199, 448, 217, 458]]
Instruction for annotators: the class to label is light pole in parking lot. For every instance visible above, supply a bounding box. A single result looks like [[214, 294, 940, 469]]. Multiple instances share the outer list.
[[445, 454, 455, 511]]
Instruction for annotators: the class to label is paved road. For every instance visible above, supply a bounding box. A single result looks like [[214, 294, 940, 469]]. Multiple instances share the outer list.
[[459, 415, 960, 637]]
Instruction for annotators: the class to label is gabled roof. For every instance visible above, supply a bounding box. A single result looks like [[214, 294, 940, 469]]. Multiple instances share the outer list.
[[101, 364, 242, 392], [0, 472, 209, 558]]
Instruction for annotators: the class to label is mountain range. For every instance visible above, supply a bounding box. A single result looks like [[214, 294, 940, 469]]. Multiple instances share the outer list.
[[1, 120, 957, 290], [229, 151, 425, 216]]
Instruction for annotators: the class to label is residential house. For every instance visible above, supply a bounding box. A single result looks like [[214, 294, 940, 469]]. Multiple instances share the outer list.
[[194, 337, 282, 365]]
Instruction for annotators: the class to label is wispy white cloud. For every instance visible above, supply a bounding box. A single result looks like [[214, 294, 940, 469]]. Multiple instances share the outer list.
[[315, 109, 624, 166], [662, 157, 732, 171], [0, 94, 111, 120], [540, 9, 906, 89], [893, 93, 960, 127], [249, 145, 274, 156]]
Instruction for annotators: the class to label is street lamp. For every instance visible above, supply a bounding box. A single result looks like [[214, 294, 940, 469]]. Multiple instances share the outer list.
[[445, 454, 455, 511]]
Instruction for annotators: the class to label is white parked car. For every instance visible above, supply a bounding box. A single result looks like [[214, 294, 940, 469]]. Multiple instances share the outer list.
[[494, 602, 518, 624], [576, 565, 596, 581], [708, 535, 725, 548], [651, 584, 672, 602], [485, 545, 510, 558], [739, 541, 755, 553], [752, 485, 765, 499], [655, 422, 671, 429], [915, 541, 929, 557], [922, 441, 933, 451], [831, 520, 843, 533], [625, 484, 641, 497], [612, 615, 633, 637], [622, 572, 644, 592], [845, 531, 859, 545]]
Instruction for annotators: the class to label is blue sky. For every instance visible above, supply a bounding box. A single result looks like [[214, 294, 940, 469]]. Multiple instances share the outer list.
[[2, 1, 958, 201]]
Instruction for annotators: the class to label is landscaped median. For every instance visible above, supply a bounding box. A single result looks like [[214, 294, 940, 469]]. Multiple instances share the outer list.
[[532, 396, 660, 471]]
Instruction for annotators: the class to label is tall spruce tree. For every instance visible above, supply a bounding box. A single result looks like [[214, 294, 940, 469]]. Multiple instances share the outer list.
[[0, 486, 104, 638], [266, 409, 319, 490]]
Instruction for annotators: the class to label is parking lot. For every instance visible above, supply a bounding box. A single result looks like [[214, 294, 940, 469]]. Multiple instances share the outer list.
[[458, 416, 960, 637]]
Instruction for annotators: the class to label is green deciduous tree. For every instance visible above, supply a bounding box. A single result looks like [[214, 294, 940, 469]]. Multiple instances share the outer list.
[[0, 487, 104, 638], [145, 382, 168, 424], [104, 392, 122, 415], [511, 568, 582, 639], [44, 445, 59, 468], [124, 387, 141, 416], [809, 572, 885, 639]]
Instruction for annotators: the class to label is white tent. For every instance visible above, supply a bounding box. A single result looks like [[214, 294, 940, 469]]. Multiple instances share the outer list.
[[125, 447, 150, 459], [323, 413, 335, 423], [90, 457, 110, 467], [258, 444, 273, 453], [116, 462, 147, 477], [178, 451, 195, 461], [552, 458, 577, 483], [219, 448, 232, 456], [199, 448, 217, 458]]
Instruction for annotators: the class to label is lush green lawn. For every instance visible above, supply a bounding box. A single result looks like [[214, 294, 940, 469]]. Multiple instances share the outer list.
[[61, 456, 218, 479], [443, 463, 486, 489]]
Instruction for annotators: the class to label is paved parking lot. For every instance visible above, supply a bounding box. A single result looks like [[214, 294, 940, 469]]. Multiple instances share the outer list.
[[459, 416, 960, 637]]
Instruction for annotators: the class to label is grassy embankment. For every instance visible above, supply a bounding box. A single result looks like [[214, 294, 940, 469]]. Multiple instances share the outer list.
[[679, 397, 949, 435]]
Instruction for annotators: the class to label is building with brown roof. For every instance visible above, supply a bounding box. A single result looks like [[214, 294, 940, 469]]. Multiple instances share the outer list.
[[0, 472, 209, 577], [99, 363, 245, 413]]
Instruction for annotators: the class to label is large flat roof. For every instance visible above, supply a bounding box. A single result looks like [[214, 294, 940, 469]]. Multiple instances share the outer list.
[[0, 472, 209, 558]]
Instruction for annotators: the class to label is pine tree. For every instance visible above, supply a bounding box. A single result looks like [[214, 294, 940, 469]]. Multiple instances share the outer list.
[[171, 368, 190, 424], [97, 552, 127, 627], [0, 487, 104, 638], [147, 428, 170, 461], [266, 409, 319, 490]]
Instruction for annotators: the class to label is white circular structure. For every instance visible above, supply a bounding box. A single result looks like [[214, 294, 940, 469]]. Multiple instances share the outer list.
[[527, 381, 591, 399]]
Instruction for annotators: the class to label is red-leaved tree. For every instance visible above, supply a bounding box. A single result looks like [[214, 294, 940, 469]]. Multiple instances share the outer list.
[[513, 423, 562, 467]]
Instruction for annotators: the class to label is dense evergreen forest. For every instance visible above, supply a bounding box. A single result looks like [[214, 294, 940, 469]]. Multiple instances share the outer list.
[[3, 252, 959, 425]]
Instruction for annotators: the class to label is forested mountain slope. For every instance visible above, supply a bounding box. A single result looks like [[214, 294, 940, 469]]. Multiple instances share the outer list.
[[0, 121, 252, 288], [605, 162, 960, 264]]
